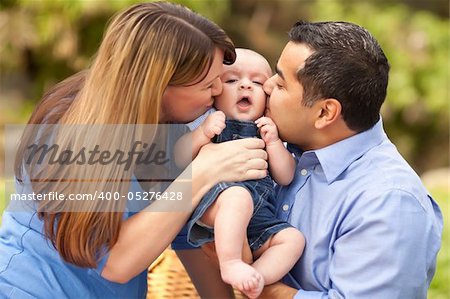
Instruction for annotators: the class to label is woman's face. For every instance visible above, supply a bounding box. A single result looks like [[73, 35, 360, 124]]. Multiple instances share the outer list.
[[161, 48, 225, 123]]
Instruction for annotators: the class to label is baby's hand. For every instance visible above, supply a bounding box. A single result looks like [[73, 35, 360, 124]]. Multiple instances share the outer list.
[[255, 116, 280, 146], [200, 111, 226, 139]]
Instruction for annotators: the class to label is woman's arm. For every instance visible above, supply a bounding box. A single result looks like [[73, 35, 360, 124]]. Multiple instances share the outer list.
[[101, 138, 267, 283]]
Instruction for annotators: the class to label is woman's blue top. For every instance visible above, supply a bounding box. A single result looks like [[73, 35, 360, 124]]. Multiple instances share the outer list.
[[0, 178, 148, 299]]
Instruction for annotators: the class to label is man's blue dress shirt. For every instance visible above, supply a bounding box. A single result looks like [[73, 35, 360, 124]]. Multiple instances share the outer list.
[[274, 119, 443, 298]]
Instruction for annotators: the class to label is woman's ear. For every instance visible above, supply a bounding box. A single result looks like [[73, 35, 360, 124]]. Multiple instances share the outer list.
[[314, 98, 342, 129]]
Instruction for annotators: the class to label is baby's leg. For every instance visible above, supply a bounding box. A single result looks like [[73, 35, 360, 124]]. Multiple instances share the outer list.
[[252, 227, 305, 284], [200, 186, 264, 298]]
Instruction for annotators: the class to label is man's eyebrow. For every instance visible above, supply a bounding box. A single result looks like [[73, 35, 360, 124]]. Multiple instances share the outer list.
[[275, 64, 285, 80]]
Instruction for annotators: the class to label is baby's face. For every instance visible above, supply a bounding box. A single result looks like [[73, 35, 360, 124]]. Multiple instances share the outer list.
[[214, 49, 272, 121]]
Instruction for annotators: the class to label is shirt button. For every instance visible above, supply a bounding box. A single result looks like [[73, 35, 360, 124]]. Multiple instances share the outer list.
[[282, 204, 289, 211], [300, 169, 308, 176]]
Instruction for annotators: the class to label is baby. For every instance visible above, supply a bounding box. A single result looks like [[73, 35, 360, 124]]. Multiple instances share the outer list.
[[178, 48, 304, 298]]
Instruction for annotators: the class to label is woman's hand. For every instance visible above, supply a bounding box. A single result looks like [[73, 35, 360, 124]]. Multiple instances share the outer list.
[[193, 138, 268, 188]]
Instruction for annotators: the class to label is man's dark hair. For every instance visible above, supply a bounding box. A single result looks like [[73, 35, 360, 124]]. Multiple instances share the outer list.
[[289, 21, 390, 132]]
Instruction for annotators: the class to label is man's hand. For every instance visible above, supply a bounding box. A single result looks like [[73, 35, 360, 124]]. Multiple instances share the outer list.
[[259, 282, 298, 299], [200, 243, 298, 299]]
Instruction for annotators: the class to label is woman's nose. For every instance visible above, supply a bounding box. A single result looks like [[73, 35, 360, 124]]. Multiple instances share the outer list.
[[211, 77, 223, 96], [263, 76, 275, 95]]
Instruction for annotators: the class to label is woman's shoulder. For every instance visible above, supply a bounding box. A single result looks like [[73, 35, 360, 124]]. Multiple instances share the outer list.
[[0, 210, 43, 275]]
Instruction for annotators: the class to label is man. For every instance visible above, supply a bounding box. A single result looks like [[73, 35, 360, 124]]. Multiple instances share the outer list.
[[175, 21, 443, 299], [260, 20, 443, 298]]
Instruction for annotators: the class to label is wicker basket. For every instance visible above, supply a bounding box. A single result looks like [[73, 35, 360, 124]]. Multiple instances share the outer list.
[[147, 248, 245, 298]]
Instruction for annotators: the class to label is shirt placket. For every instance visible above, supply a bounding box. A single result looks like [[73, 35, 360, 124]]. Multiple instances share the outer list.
[[279, 155, 314, 221]]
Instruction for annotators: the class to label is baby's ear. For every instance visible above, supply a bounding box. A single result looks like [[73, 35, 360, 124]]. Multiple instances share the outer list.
[[314, 98, 341, 129]]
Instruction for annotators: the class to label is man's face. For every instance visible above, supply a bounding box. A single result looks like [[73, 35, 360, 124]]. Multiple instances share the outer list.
[[263, 41, 318, 150]]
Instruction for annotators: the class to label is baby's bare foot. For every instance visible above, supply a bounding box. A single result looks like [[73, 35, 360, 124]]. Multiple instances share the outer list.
[[220, 259, 264, 299]]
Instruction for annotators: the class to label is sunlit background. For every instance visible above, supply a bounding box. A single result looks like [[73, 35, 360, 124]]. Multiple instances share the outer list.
[[0, 0, 448, 298]]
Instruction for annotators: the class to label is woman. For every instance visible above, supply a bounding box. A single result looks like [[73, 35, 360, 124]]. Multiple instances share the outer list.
[[0, 2, 267, 298]]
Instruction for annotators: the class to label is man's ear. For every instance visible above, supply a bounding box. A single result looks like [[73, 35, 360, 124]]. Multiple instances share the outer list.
[[314, 98, 342, 129]]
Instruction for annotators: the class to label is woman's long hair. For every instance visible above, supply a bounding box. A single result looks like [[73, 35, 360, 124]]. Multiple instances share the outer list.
[[14, 2, 235, 268]]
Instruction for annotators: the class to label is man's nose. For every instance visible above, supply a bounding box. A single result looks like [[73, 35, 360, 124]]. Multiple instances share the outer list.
[[263, 76, 275, 95]]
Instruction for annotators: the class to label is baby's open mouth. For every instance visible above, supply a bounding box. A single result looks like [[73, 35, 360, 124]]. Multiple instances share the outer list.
[[237, 97, 251, 107]]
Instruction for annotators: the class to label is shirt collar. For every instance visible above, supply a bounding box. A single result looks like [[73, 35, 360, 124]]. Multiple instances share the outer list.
[[288, 118, 387, 184]]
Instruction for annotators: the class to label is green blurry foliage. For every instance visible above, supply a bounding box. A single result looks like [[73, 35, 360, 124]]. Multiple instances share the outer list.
[[0, 0, 229, 118], [0, 0, 448, 173], [310, 0, 449, 172], [427, 188, 450, 299], [0, 1, 448, 297]]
